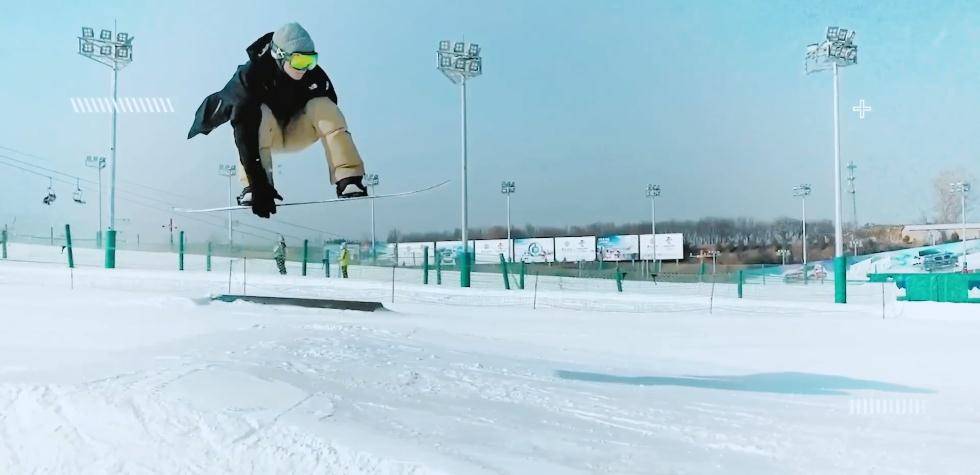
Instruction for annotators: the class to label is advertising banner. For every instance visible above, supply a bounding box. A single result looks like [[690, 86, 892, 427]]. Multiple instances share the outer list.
[[435, 241, 475, 265], [395, 242, 432, 266], [639, 233, 684, 260], [597, 235, 640, 261], [554, 236, 597, 262], [474, 239, 512, 263], [513, 237, 555, 262]]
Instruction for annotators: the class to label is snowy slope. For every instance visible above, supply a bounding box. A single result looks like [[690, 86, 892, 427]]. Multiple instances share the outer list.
[[2, 244, 980, 474]]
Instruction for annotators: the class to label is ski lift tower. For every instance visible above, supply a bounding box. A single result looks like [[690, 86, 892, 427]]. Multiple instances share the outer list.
[[437, 39, 483, 287], [78, 23, 133, 269], [805, 26, 858, 303]]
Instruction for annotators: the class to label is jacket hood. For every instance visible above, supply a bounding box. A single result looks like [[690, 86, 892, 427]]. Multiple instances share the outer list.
[[246, 32, 275, 61]]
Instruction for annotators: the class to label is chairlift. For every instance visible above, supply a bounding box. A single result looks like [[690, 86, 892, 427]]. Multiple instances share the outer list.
[[73, 179, 86, 204], [42, 178, 56, 205]]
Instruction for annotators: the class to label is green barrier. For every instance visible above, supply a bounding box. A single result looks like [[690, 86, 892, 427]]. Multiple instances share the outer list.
[[834, 256, 847, 303], [870, 272, 980, 303], [436, 253, 442, 285], [64, 224, 74, 269], [2, 225, 8, 259], [206, 241, 212, 272], [423, 246, 429, 284], [323, 250, 331, 278], [459, 250, 471, 288], [737, 270, 743, 298]]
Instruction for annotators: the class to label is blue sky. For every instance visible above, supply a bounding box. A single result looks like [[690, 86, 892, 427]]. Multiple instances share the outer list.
[[1, 0, 978, 243]]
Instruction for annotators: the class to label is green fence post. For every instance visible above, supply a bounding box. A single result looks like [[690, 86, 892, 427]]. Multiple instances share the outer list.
[[206, 241, 212, 272], [762, 264, 766, 285], [423, 246, 430, 284], [519, 261, 526, 290], [1, 225, 7, 259], [460, 250, 471, 288], [324, 249, 331, 278], [699, 261, 706, 283], [105, 229, 117, 269], [64, 224, 75, 269], [737, 270, 744, 299], [178, 231, 185, 271], [834, 256, 847, 303], [499, 254, 511, 290], [302, 239, 309, 276]]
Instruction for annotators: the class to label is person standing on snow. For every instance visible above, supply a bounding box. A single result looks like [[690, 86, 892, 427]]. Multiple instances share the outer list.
[[274, 236, 288, 275], [187, 22, 368, 219], [339, 242, 351, 279]]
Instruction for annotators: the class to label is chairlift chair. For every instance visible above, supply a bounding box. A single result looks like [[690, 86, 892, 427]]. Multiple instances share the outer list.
[[42, 178, 56, 205], [73, 179, 86, 204]]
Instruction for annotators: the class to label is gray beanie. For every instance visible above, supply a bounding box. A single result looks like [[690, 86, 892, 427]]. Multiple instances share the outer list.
[[272, 22, 315, 53]]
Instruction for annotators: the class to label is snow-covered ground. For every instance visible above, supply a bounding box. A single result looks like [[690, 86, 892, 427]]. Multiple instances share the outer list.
[[2, 243, 980, 474]]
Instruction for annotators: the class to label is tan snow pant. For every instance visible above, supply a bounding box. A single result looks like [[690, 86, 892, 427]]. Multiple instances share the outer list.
[[239, 97, 365, 187]]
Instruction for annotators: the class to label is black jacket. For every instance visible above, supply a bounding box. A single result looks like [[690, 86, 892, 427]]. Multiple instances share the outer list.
[[187, 32, 338, 187]]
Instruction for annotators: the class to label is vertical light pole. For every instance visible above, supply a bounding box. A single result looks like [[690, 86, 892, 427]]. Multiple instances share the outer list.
[[365, 173, 380, 261], [501, 180, 516, 261], [84, 155, 106, 247], [777, 249, 791, 266], [951, 181, 971, 257], [846, 161, 858, 229], [78, 24, 133, 268], [793, 184, 812, 267], [806, 27, 857, 303], [218, 164, 237, 247], [437, 40, 483, 287], [646, 184, 661, 270]]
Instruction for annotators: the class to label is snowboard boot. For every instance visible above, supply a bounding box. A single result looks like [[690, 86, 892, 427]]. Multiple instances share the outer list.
[[336, 176, 368, 198]]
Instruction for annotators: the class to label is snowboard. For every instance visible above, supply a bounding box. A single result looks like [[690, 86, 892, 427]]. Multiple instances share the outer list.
[[173, 180, 449, 213]]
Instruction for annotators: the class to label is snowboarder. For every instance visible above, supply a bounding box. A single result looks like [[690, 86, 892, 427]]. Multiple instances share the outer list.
[[274, 236, 287, 275], [339, 242, 351, 278], [187, 22, 368, 219]]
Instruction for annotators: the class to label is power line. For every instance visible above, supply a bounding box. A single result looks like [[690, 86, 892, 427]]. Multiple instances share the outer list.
[[0, 145, 346, 238]]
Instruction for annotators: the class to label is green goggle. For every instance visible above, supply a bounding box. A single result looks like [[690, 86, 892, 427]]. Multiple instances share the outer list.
[[285, 52, 318, 71]]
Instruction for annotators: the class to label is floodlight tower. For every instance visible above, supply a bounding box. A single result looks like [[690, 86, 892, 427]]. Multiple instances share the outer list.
[[777, 249, 792, 266], [84, 155, 106, 247], [218, 164, 237, 246], [365, 173, 380, 261], [501, 180, 515, 261], [437, 39, 483, 287], [805, 26, 858, 303], [793, 184, 812, 267], [78, 23, 133, 268], [646, 184, 661, 267], [951, 181, 971, 253]]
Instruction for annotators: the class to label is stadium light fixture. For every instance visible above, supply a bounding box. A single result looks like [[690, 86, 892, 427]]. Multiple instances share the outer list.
[[436, 38, 484, 287], [77, 22, 134, 268], [805, 26, 858, 303]]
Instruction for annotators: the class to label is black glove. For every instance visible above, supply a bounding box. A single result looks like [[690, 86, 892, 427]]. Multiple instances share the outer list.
[[250, 183, 283, 218]]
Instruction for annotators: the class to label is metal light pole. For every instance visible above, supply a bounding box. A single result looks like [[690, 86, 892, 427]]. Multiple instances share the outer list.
[[85, 155, 106, 247], [365, 173, 380, 261], [806, 26, 857, 303], [78, 24, 133, 268], [218, 164, 237, 247], [438, 40, 483, 287], [646, 184, 661, 270], [777, 249, 791, 266], [793, 184, 811, 267], [501, 180, 515, 261], [846, 161, 858, 229], [951, 181, 971, 256]]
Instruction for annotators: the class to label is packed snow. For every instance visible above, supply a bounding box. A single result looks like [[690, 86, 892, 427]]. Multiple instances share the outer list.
[[2, 243, 979, 474]]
